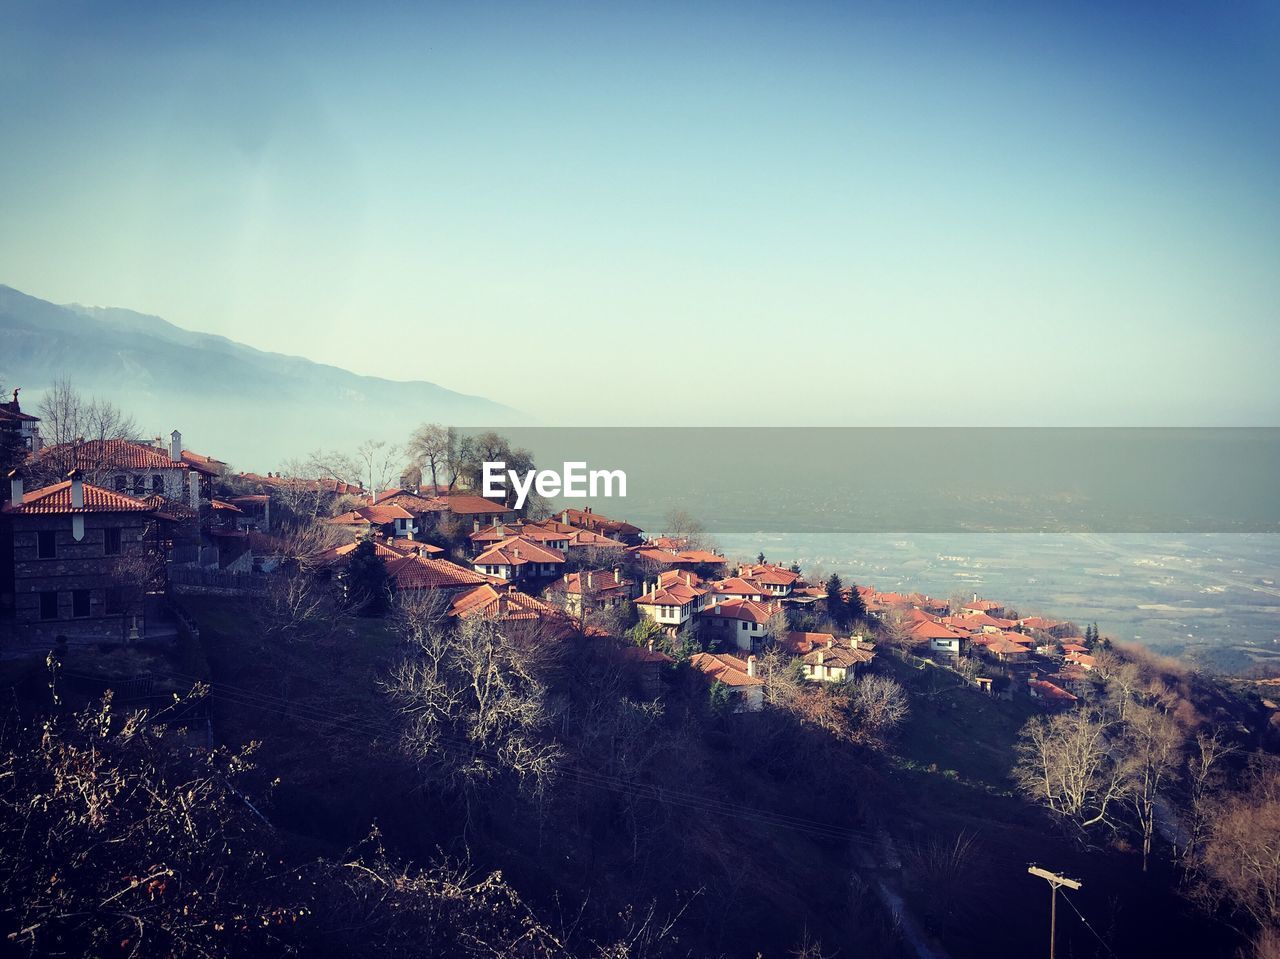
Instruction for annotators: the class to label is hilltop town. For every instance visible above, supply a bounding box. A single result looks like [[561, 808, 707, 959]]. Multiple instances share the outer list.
[[1, 384, 1278, 959]]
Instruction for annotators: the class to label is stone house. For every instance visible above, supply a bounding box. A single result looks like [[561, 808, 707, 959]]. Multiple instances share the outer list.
[[1, 471, 170, 646]]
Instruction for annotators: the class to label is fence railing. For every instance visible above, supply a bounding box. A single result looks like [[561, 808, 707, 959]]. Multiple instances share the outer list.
[[169, 565, 267, 594]]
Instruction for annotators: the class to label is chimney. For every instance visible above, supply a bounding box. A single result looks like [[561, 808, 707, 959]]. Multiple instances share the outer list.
[[973, 592, 979, 602], [614, 567, 621, 583], [561, 510, 569, 524], [68, 469, 84, 509], [827, 637, 835, 648], [747, 654, 757, 678], [850, 635, 861, 650], [169, 430, 182, 462], [8, 470, 22, 506], [587, 571, 594, 589], [473, 518, 480, 532], [816, 649, 824, 665]]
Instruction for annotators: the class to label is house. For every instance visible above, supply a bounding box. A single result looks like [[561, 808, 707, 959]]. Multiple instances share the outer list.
[[1028, 676, 1078, 710], [737, 563, 799, 597], [1016, 616, 1073, 638], [698, 597, 781, 652], [925, 623, 970, 659], [613, 642, 673, 698], [1064, 650, 1096, 671], [553, 568, 635, 616], [471, 536, 565, 582], [907, 619, 964, 653], [634, 573, 707, 632], [979, 635, 1031, 663], [557, 507, 643, 545], [801, 636, 876, 683], [226, 494, 271, 531], [468, 521, 571, 556], [444, 494, 518, 526], [449, 582, 562, 623], [0, 388, 41, 452], [705, 576, 770, 604], [959, 595, 1006, 618], [630, 546, 688, 568], [327, 502, 419, 541], [34, 434, 207, 510], [688, 652, 764, 712], [372, 489, 451, 530], [1, 470, 171, 645], [382, 554, 492, 594], [1048, 664, 1093, 695]]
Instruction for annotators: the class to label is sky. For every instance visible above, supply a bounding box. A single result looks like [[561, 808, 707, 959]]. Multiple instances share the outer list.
[[2, 0, 1278, 426]]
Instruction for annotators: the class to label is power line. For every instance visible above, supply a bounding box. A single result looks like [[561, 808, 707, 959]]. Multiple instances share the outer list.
[[1061, 890, 1119, 959]]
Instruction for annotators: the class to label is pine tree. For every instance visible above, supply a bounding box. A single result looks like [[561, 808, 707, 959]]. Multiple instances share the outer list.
[[846, 581, 868, 625], [825, 573, 847, 628]]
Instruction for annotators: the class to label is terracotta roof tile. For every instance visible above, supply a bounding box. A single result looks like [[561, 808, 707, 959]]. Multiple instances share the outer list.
[[4, 479, 154, 515]]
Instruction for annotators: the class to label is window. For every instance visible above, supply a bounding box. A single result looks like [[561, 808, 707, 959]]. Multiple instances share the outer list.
[[741, 621, 749, 631], [72, 590, 90, 618], [152, 474, 164, 492], [114, 474, 127, 492], [39, 591, 58, 620], [104, 527, 122, 555], [37, 530, 56, 559], [105, 588, 125, 615]]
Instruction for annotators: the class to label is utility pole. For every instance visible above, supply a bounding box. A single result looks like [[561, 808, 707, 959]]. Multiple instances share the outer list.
[[1028, 865, 1082, 959]]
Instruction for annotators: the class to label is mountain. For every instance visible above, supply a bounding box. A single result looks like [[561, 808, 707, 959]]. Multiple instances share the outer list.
[[0, 284, 519, 471]]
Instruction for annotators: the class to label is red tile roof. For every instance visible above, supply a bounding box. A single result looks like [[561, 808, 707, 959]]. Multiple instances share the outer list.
[[180, 450, 226, 476], [3, 479, 154, 515], [386, 555, 490, 590], [1029, 679, 1078, 704], [34, 438, 192, 473], [689, 652, 762, 687], [781, 631, 836, 655], [738, 564, 800, 587], [702, 597, 781, 625], [472, 537, 566, 567], [449, 583, 560, 621], [444, 494, 510, 516], [559, 507, 642, 536], [558, 569, 633, 596], [374, 490, 450, 513]]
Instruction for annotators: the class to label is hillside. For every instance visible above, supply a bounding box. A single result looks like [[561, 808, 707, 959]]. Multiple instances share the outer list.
[[0, 284, 519, 470]]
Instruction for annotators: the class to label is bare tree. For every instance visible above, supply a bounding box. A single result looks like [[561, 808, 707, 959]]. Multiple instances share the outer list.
[[407, 423, 456, 491], [1015, 708, 1131, 835], [848, 674, 909, 749], [1200, 758, 1280, 930], [355, 439, 405, 495], [662, 509, 711, 550], [32, 376, 139, 485], [1181, 729, 1235, 870], [386, 615, 562, 808], [1122, 705, 1184, 872]]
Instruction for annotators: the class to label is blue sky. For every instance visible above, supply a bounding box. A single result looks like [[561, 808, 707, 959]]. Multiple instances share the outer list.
[[2, 0, 1277, 424]]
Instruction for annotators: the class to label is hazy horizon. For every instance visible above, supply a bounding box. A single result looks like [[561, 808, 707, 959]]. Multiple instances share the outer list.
[[4, 1, 1279, 426]]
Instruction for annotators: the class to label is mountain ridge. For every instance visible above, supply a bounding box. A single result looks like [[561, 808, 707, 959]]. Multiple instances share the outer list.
[[0, 284, 520, 471]]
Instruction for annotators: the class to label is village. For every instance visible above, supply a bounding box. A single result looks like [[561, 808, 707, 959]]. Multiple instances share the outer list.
[[0, 389, 1101, 716]]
